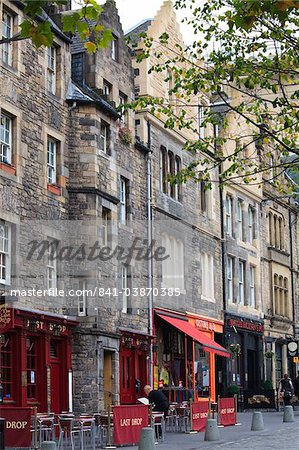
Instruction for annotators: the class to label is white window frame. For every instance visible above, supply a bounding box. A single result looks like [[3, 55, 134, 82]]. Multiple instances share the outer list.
[[103, 80, 111, 99], [248, 207, 254, 243], [0, 221, 11, 285], [202, 253, 215, 301], [78, 279, 87, 316], [0, 113, 12, 164], [249, 265, 255, 307], [47, 45, 56, 94], [111, 37, 118, 61], [226, 195, 232, 236], [121, 265, 128, 313], [2, 11, 13, 66], [237, 199, 243, 240], [227, 256, 233, 302], [99, 122, 108, 153], [120, 178, 127, 223], [47, 139, 57, 184], [269, 155, 274, 181], [238, 260, 245, 305], [47, 240, 57, 291]]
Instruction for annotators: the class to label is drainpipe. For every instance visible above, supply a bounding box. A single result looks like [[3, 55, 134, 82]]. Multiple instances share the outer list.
[[288, 198, 296, 340], [146, 120, 153, 385]]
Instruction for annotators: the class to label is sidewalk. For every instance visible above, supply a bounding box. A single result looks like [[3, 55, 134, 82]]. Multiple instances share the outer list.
[[125, 411, 299, 450]]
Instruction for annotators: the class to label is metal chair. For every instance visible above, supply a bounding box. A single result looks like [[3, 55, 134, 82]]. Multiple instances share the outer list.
[[152, 412, 165, 442], [38, 416, 55, 444], [79, 417, 95, 450], [175, 406, 189, 433], [58, 416, 81, 450]]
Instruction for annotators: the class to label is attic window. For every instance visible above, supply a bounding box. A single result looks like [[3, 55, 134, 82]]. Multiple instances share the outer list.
[[111, 35, 119, 62]]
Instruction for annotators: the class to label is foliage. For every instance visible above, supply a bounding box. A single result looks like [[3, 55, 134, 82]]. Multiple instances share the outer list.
[[130, 0, 299, 191], [119, 126, 133, 145], [227, 384, 239, 395], [0, 0, 113, 53], [263, 379, 274, 390], [264, 351, 274, 359], [228, 343, 241, 357]]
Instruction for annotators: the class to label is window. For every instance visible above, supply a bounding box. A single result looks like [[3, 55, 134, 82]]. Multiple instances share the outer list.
[[238, 261, 245, 304], [103, 80, 112, 101], [162, 235, 184, 291], [175, 155, 182, 201], [47, 46, 56, 94], [0, 112, 12, 164], [2, 11, 12, 65], [249, 265, 256, 307], [78, 279, 87, 316], [134, 68, 140, 77], [119, 92, 128, 126], [120, 177, 129, 222], [248, 207, 255, 243], [200, 180, 207, 213], [198, 105, 205, 139], [121, 265, 131, 313], [273, 274, 289, 317], [227, 256, 234, 303], [111, 36, 118, 61], [167, 69, 174, 103], [0, 220, 11, 284], [99, 121, 110, 154], [102, 208, 111, 246], [160, 146, 167, 194], [47, 240, 57, 290], [47, 139, 57, 184], [27, 337, 37, 400], [269, 211, 284, 250], [237, 199, 244, 240], [226, 195, 233, 236], [134, 85, 140, 100], [1, 334, 13, 400], [269, 155, 274, 181], [202, 253, 215, 300]]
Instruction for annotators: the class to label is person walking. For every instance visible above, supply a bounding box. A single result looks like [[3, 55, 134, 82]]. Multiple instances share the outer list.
[[279, 373, 294, 406]]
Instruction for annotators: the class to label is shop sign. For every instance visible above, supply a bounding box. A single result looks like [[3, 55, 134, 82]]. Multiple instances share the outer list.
[[2, 407, 31, 447], [227, 318, 264, 333], [113, 405, 149, 446], [191, 401, 209, 432], [195, 319, 216, 332], [25, 319, 67, 334], [0, 305, 13, 332], [218, 397, 237, 426]]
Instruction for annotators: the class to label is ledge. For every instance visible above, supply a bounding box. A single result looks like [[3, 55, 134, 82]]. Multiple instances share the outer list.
[[47, 184, 61, 195], [0, 162, 16, 176]]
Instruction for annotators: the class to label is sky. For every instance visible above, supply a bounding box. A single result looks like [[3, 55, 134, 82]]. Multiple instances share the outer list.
[[115, 0, 195, 45]]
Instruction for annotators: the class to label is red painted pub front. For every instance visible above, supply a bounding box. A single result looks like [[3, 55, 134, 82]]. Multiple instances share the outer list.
[[0, 306, 77, 413]]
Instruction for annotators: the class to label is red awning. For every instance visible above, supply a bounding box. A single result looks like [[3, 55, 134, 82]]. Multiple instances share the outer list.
[[157, 314, 230, 358]]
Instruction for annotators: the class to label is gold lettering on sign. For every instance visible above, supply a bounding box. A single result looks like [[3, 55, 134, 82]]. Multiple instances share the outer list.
[[6, 421, 28, 429]]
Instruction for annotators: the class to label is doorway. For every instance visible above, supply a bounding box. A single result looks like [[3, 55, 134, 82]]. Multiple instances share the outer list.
[[120, 348, 135, 404], [50, 340, 62, 413], [247, 349, 257, 391], [103, 350, 114, 410]]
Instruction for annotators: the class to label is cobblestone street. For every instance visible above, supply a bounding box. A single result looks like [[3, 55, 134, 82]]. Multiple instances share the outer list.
[[126, 412, 299, 450]]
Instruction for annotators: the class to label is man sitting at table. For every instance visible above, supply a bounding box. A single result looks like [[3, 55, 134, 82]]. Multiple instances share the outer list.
[[144, 385, 169, 417]]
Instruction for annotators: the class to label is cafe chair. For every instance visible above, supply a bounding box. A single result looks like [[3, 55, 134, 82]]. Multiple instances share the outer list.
[[175, 406, 189, 433], [165, 405, 178, 432], [152, 412, 165, 442], [58, 416, 82, 450]]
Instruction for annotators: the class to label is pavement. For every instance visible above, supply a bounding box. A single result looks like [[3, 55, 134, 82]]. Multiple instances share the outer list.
[[124, 411, 299, 450]]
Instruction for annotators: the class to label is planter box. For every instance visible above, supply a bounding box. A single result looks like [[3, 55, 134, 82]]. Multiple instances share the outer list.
[[0, 162, 16, 176], [47, 184, 61, 195]]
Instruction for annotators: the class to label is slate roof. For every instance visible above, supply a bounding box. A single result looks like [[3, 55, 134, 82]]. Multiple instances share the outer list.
[[125, 19, 152, 47]]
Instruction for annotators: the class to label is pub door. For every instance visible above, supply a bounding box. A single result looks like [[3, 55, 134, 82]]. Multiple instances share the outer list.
[[50, 340, 62, 414], [120, 348, 135, 404]]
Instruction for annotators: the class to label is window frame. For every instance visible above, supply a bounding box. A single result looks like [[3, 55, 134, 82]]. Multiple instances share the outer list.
[[227, 256, 234, 303], [238, 260, 245, 305], [237, 199, 244, 241], [202, 253, 215, 301], [226, 195, 233, 236], [99, 121, 109, 154], [248, 207, 255, 244], [46, 239, 57, 291], [249, 265, 256, 307], [47, 138, 57, 184], [2, 10, 13, 66], [120, 177, 128, 223], [0, 220, 11, 285], [111, 36, 119, 61], [78, 279, 87, 317], [119, 91, 128, 126], [0, 112, 12, 165], [102, 208, 111, 246], [47, 45, 56, 95]]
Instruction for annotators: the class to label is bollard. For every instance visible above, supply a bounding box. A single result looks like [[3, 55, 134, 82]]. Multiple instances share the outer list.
[[204, 419, 220, 441], [283, 405, 294, 423], [251, 411, 264, 431], [138, 427, 155, 450], [40, 441, 57, 450], [0, 418, 4, 450]]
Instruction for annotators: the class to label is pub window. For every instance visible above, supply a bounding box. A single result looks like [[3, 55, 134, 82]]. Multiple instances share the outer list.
[[26, 337, 37, 400], [1, 334, 13, 400]]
